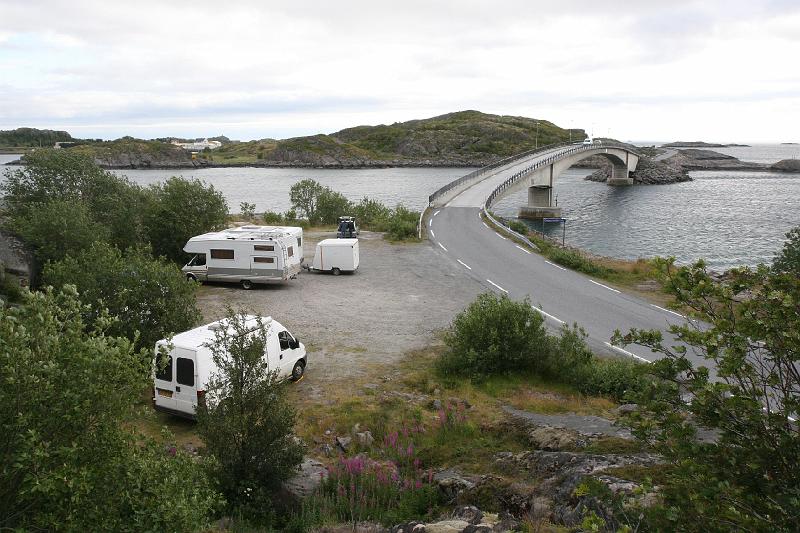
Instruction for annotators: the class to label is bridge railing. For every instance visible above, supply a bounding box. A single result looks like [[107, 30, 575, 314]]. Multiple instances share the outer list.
[[484, 141, 635, 210], [428, 140, 577, 205]]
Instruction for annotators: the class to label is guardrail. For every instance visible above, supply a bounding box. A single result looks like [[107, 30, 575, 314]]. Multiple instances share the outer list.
[[428, 140, 579, 205]]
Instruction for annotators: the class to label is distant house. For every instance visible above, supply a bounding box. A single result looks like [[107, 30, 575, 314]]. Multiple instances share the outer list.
[[171, 138, 223, 151]]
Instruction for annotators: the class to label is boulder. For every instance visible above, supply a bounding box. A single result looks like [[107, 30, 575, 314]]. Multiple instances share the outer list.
[[335, 436, 352, 452], [452, 505, 483, 524], [356, 431, 375, 446], [433, 469, 476, 501], [771, 159, 800, 172]]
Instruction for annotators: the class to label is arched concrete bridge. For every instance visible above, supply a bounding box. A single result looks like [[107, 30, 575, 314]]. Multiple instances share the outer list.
[[429, 141, 640, 219]]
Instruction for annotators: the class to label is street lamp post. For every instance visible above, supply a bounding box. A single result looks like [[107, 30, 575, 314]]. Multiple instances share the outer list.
[[535, 120, 539, 149]]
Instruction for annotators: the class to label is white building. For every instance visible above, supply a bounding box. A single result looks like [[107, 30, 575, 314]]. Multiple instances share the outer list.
[[171, 138, 222, 151]]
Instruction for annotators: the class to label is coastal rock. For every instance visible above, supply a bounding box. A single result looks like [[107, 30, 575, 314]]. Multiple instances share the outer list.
[[666, 149, 766, 171], [433, 469, 476, 501], [586, 156, 691, 185], [770, 159, 800, 173], [277, 457, 328, 509]]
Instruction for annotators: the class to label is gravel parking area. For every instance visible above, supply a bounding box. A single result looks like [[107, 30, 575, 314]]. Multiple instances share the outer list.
[[195, 230, 482, 392]]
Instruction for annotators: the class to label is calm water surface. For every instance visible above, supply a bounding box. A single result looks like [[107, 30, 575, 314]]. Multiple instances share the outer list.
[[3, 144, 798, 271]]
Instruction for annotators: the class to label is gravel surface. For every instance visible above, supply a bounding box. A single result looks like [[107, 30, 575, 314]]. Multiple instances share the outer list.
[[195, 230, 482, 388]]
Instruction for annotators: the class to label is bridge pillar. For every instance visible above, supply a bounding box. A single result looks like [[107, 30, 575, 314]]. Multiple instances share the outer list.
[[519, 184, 562, 219], [607, 162, 633, 185]]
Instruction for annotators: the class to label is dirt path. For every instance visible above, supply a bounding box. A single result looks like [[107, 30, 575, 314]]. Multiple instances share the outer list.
[[196, 231, 482, 394]]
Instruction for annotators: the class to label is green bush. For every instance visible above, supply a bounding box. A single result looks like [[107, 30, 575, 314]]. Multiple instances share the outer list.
[[354, 197, 392, 230], [262, 210, 285, 224], [507, 219, 529, 235], [439, 293, 549, 380], [42, 242, 198, 351], [549, 247, 610, 277], [197, 309, 303, 521], [316, 189, 354, 225], [386, 205, 420, 241], [0, 287, 220, 531], [571, 357, 647, 401]]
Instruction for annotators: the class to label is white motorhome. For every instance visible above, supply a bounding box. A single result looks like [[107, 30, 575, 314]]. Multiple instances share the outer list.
[[308, 238, 359, 275], [182, 225, 303, 289], [152, 315, 307, 419]]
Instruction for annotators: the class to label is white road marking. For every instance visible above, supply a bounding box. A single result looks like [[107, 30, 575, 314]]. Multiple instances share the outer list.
[[589, 280, 620, 293], [651, 304, 684, 318], [428, 219, 432, 227], [430, 230, 435, 238], [486, 279, 508, 293], [457, 259, 472, 270], [545, 260, 567, 271], [532, 305, 564, 324], [605, 342, 650, 363], [438, 242, 448, 252], [515, 245, 531, 255], [433, 210, 440, 217], [496, 234, 507, 240], [482, 222, 490, 230]]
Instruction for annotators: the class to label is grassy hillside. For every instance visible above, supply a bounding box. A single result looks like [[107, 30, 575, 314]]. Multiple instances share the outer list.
[[211, 110, 587, 166], [65, 137, 197, 168], [0, 127, 74, 149]]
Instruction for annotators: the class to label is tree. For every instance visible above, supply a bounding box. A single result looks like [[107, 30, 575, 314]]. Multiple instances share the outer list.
[[773, 226, 800, 276], [144, 177, 228, 263], [439, 292, 550, 380], [240, 201, 256, 220], [612, 258, 800, 532], [197, 309, 304, 520], [316, 188, 353, 225], [289, 178, 324, 222], [0, 286, 220, 531], [1, 149, 147, 253], [11, 199, 111, 264], [353, 197, 391, 230], [42, 242, 198, 351]]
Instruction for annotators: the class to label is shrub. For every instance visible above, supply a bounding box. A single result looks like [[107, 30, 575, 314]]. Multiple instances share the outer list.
[[549, 247, 610, 277], [316, 189, 354, 225], [143, 177, 228, 263], [262, 210, 285, 224], [507, 219, 529, 235], [240, 201, 256, 219], [571, 357, 647, 401], [386, 205, 420, 241], [439, 293, 549, 380], [773, 225, 800, 276], [354, 197, 392, 230], [42, 242, 198, 351], [196, 309, 303, 521], [0, 287, 220, 531]]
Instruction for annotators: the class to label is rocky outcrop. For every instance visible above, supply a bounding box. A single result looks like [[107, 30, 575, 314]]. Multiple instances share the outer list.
[[503, 406, 633, 449], [665, 149, 765, 171], [391, 506, 519, 533], [770, 159, 800, 173], [587, 156, 691, 185], [662, 141, 750, 148]]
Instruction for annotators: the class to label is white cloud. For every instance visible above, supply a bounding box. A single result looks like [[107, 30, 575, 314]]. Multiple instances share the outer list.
[[0, 0, 798, 142]]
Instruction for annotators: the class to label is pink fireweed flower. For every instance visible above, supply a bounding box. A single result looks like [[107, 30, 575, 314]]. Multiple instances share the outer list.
[[415, 480, 423, 489], [406, 443, 414, 456]]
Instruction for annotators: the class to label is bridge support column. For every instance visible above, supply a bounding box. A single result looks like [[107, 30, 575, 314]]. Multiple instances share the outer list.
[[607, 164, 633, 186], [519, 185, 562, 220]]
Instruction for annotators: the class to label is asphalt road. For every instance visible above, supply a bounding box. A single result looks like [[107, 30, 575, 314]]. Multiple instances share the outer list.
[[428, 151, 707, 368]]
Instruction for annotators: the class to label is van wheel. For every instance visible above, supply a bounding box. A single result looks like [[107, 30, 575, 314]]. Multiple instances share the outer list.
[[332, 268, 341, 276], [186, 274, 197, 282], [291, 361, 305, 381], [241, 279, 253, 290]]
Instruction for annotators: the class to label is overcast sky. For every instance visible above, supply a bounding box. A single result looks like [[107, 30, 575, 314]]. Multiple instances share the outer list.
[[1, 0, 798, 143]]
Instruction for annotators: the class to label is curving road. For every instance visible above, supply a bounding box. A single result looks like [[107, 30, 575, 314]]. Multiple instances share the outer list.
[[427, 150, 705, 367]]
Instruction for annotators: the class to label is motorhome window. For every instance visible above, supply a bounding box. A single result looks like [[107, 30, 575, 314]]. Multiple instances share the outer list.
[[155, 354, 172, 381], [190, 254, 206, 266], [287, 246, 294, 257], [210, 249, 234, 260], [254, 245, 274, 252], [297, 237, 302, 247], [176, 358, 194, 386], [278, 330, 294, 350], [254, 257, 274, 263]]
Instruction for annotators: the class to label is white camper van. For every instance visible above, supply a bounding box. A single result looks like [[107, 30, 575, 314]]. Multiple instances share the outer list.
[[152, 315, 307, 419], [308, 238, 359, 275], [182, 225, 303, 289]]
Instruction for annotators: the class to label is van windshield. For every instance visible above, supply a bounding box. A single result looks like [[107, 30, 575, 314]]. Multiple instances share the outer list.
[[190, 254, 206, 266]]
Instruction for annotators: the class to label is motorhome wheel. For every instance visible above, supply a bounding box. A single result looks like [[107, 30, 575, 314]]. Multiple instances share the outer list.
[[186, 274, 197, 282], [241, 279, 253, 290], [332, 267, 341, 276]]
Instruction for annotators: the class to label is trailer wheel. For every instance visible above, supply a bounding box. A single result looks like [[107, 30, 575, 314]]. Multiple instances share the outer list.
[[291, 360, 305, 381], [241, 279, 253, 290], [332, 267, 341, 276]]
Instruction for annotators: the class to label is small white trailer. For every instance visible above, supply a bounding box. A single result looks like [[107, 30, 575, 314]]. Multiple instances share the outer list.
[[308, 238, 359, 275], [182, 225, 303, 289], [152, 315, 307, 419]]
